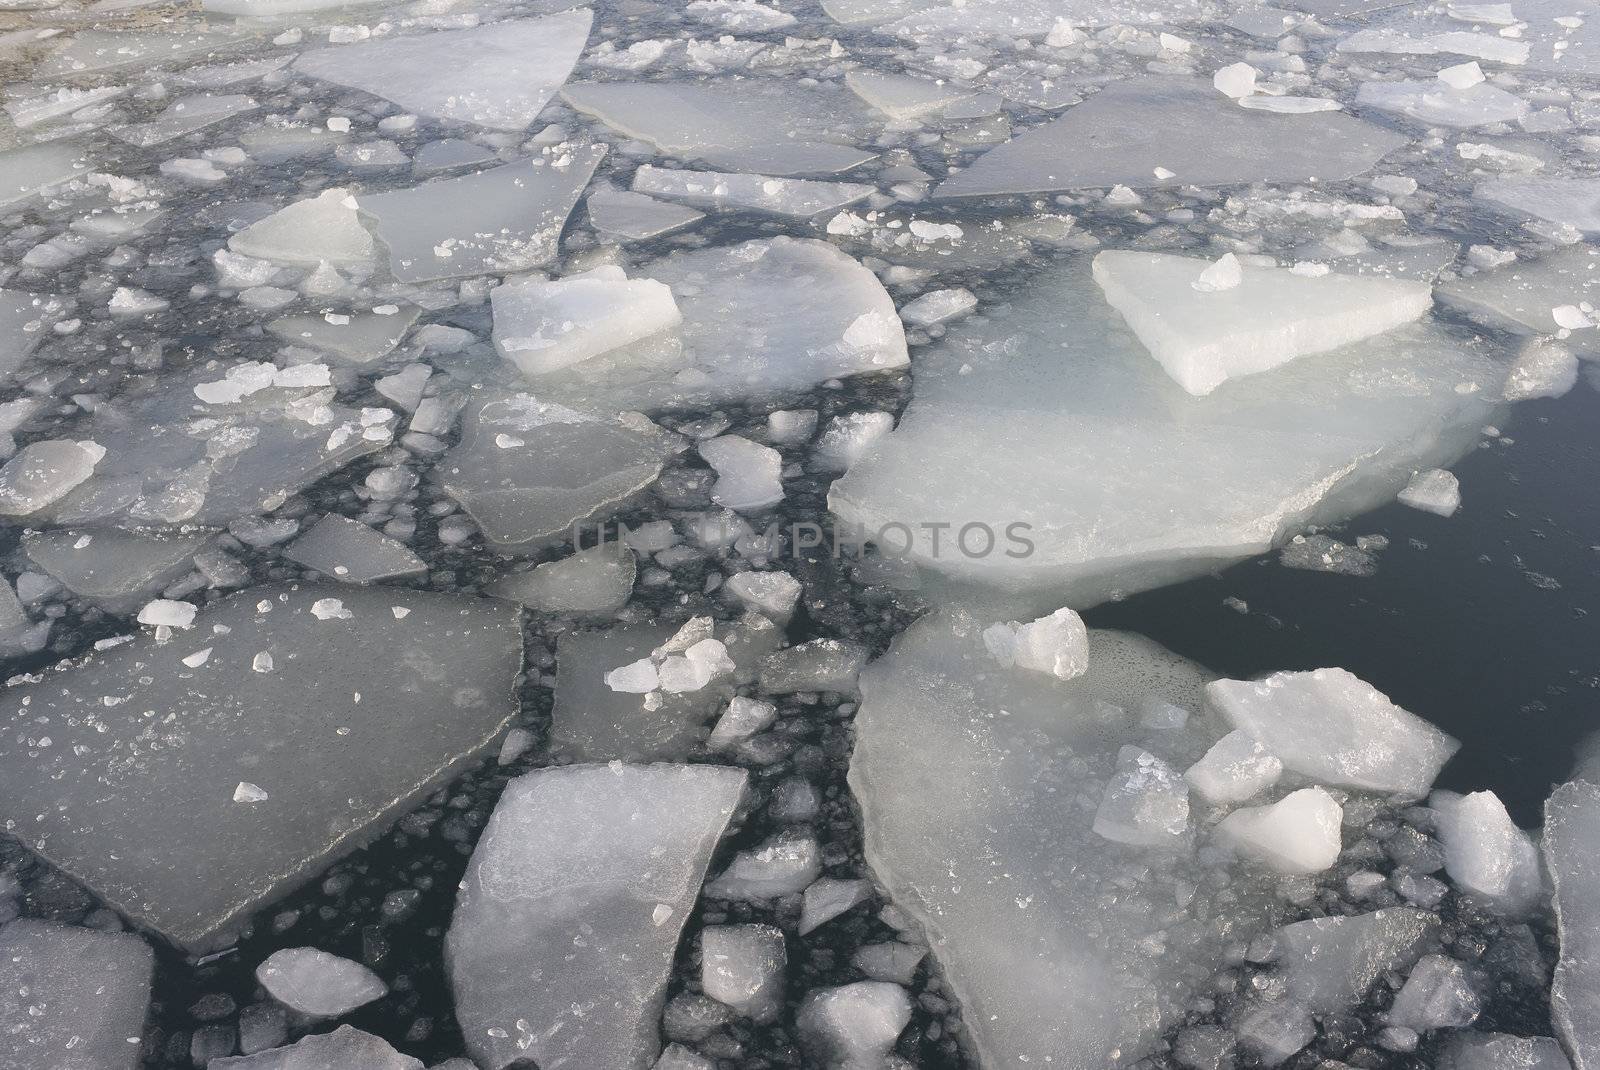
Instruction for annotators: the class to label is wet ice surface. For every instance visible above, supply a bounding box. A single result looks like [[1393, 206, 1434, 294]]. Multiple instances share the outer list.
[[0, 0, 1596, 1068]]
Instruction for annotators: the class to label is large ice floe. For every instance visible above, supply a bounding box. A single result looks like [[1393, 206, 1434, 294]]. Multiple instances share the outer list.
[[831, 254, 1501, 607]]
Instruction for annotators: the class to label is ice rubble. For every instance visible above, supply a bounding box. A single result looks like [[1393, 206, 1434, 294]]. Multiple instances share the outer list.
[[0, 586, 521, 950], [1206, 668, 1459, 797], [0, 920, 152, 1070], [935, 77, 1406, 197], [1092, 251, 1433, 395], [447, 763, 745, 1070], [829, 257, 1500, 607], [295, 11, 592, 131], [361, 149, 607, 284], [1545, 780, 1600, 1070], [562, 81, 879, 175], [267, 307, 419, 367], [439, 392, 679, 553]]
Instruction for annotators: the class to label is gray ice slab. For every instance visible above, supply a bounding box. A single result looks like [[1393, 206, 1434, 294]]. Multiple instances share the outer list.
[[0, 920, 153, 1070]]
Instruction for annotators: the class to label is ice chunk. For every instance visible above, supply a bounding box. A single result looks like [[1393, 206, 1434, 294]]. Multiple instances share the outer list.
[[110, 93, 257, 148], [1477, 177, 1600, 236], [441, 393, 675, 553], [1185, 730, 1282, 805], [295, 11, 591, 131], [1207, 668, 1458, 797], [256, 948, 387, 1017], [1438, 245, 1600, 354], [447, 763, 745, 1070], [724, 570, 801, 623], [760, 637, 867, 693], [1505, 341, 1581, 402], [846, 70, 976, 121], [285, 514, 426, 583], [828, 256, 1497, 606], [701, 924, 785, 1023], [0, 439, 103, 516], [632, 165, 874, 219], [1441, 1033, 1573, 1070], [0, 140, 92, 208], [1544, 779, 1600, 1070], [0, 920, 153, 1070], [1214, 62, 1258, 99], [814, 412, 894, 473], [586, 187, 705, 241], [700, 435, 784, 511], [1215, 788, 1342, 873], [362, 148, 606, 284], [706, 829, 821, 899], [1357, 79, 1528, 128], [1235, 1001, 1315, 1066], [851, 608, 1287, 1068], [0, 290, 50, 382], [936, 77, 1405, 197], [899, 287, 976, 328], [212, 1026, 420, 1069], [708, 695, 779, 750], [1398, 468, 1461, 517], [1092, 251, 1432, 395], [1001, 606, 1090, 680], [138, 597, 197, 629], [800, 878, 872, 935], [268, 307, 419, 366], [563, 81, 878, 176], [1092, 745, 1190, 846], [796, 982, 912, 1070], [492, 266, 681, 378], [26, 528, 212, 612], [0, 586, 522, 950], [488, 542, 636, 616], [1387, 953, 1482, 1032], [37, 26, 247, 78], [1278, 908, 1439, 1013], [230, 188, 376, 269]]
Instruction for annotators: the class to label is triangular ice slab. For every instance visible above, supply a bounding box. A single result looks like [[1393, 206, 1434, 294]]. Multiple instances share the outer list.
[[228, 187, 376, 268], [360, 148, 605, 283], [934, 77, 1406, 197], [1092, 251, 1433, 395], [295, 10, 592, 131], [447, 763, 746, 1070]]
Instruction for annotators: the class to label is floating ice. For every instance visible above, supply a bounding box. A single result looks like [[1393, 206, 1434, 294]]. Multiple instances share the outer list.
[[0, 585, 521, 950], [1387, 953, 1483, 1032], [1215, 787, 1343, 873], [1092, 251, 1433, 395], [724, 570, 801, 622], [1092, 746, 1191, 847], [0, 439, 104, 517], [256, 948, 387, 1018], [492, 265, 681, 379], [1442, 1032, 1574, 1070], [706, 829, 821, 898], [1278, 908, 1439, 1013], [935, 77, 1405, 197], [845, 70, 976, 121], [1398, 468, 1462, 517], [1477, 177, 1600, 235], [284, 514, 427, 583], [268, 307, 419, 366], [563, 80, 878, 175], [796, 982, 912, 1070], [800, 878, 873, 935], [0, 920, 152, 1070], [295, 11, 592, 131], [899, 287, 976, 328], [0, 290, 50, 381], [0, 141, 92, 209], [229, 188, 376, 269], [1357, 78, 1529, 128], [1340, 29, 1531, 64], [487, 542, 636, 616], [708, 695, 779, 750], [813, 412, 894, 473], [212, 1025, 421, 1069], [1437, 245, 1600, 352], [700, 435, 785, 511], [361, 149, 607, 284], [701, 924, 786, 1023], [1185, 730, 1283, 805], [25, 528, 212, 612], [760, 636, 867, 693], [1504, 341, 1581, 401], [447, 763, 745, 1070], [632, 165, 875, 219], [586, 187, 705, 241], [37, 26, 250, 78], [111, 93, 258, 148], [1207, 668, 1459, 798], [1545, 779, 1600, 1070]]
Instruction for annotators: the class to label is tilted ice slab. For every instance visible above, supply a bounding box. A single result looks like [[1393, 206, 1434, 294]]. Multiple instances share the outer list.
[[935, 77, 1405, 198], [360, 149, 606, 283], [562, 80, 879, 176], [295, 10, 592, 131], [631, 165, 875, 219], [1356, 79, 1529, 128], [530, 237, 908, 412], [586, 186, 704, 241], [1545, 780, 1600, 1070], [1205, 668, 1459, 798], [447, 763, 746, 1070], [1436, 244, 1600, 353], [0, 920, 153, 1070], [851, 608, 1291, 1070], [1092, 251, 1433, 395], [0, 585, 522, 950], [440, 391, 680, 553], [829, 257, 1500, 608]]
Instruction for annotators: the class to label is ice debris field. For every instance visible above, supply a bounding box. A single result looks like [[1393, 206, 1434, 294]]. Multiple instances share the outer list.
[[0, 0, 1599, 1067]]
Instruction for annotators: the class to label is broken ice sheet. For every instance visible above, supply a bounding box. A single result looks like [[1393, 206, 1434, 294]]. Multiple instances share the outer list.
[[25, 527, 214, 612], [586, 186, 705, 241], [0, 920, 153, 1070], [0, 585, 522, 951], [935, 77, 1406, 197], [294, 10, 592, 131], [852, 608, 1291, 1069], [110, 93, 258, 148], [828, 256, 1500, 608], [440, 391, 679, 553], [1476, 177, 1600, 236], [1437, 245, 1600, 353], [267, 306, 420, 366], [0, 139, 93, 210], [284, 514, 426, 584], [631, 165, 875, 219], [1356, 79, 1529, 129], [1545, 779, 1600, 1070], [562, 80, 879, 176], [360, 148, 606, 284], [36, 26, 256, 78], [447, 763, 745, 1070], [530, 237, 908, 412]]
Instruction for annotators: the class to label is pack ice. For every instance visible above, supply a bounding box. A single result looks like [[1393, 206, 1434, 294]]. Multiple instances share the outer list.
[[830, 257, 1499, 607], [0, 586, 522, 950], [447, 763, 745, 1070]]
